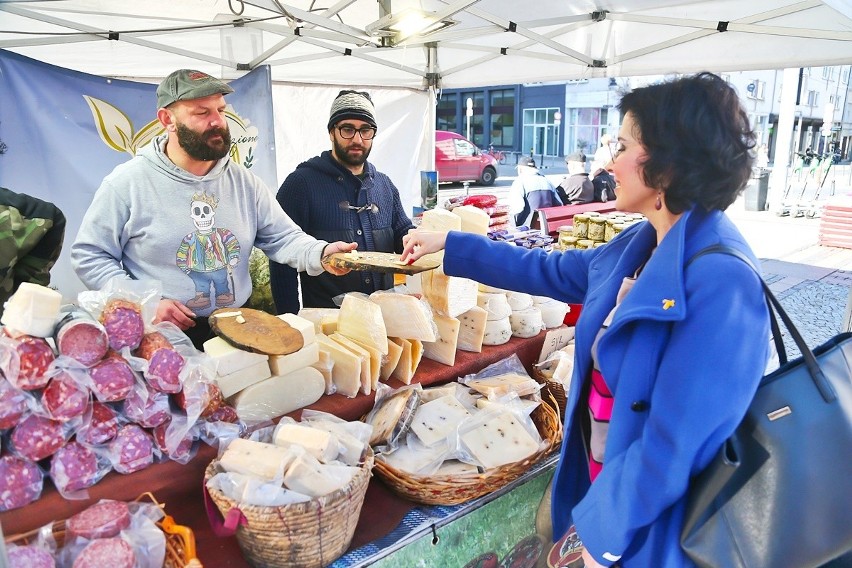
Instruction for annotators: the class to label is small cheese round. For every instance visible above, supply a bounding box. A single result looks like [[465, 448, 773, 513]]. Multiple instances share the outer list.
[[509, 307, 544, 338], [483, 317, 513, 346], [506, 292, 534, 311], [477, 292, 512, 321]]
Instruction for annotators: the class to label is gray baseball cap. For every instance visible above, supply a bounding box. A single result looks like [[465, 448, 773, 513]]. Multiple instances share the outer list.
[[156, 69, 234, 109]]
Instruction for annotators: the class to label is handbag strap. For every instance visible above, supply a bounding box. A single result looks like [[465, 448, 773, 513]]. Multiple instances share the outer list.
[[688, 244, 837, 403]]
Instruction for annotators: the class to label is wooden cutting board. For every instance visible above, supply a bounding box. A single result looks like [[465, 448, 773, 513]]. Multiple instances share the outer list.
[[323, 251, 440, 275], [209, 308, 304, 356]]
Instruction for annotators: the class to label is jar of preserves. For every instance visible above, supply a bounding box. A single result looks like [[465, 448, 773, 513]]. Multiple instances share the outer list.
[[576, 238, 595, 250], [572, 214, 589, 238], [588, 217, 606, 242]]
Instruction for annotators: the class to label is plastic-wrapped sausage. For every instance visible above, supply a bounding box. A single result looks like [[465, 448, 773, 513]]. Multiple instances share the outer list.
[[77, 402, 120, 446], [0, 379, 30, 430], [50, 440, 104, 494], [42, 371, 89, 422], [0, 455, 43, 511], [89, 357, 135, 402], [123, 386, 170, 429], [100, 299, 145, 352], [54, 308, 109, 367], [10, 413, 66, 461], [153, 419, 195, 463], [134, 331, 184, 393], [109, 424, 154, 474], [173, 380, 224, 418], [7, 544, 56, 568], [72, 537, 136, 568], [66, 499, 131, 539], [6, 335, 55, 391]]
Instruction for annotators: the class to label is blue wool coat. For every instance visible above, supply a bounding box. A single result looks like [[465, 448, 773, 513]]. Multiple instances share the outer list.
[[442, 207, 770, 566]]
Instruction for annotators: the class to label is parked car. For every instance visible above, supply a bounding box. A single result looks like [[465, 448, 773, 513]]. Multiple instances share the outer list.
[[435, 130, 498, 186]]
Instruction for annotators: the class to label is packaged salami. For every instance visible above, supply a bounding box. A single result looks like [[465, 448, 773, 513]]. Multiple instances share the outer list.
[[53, 307, 110, 367], [0, 377, 35, 430], [0, 454, 44, 511], [50, 440, 111, 498], [77, 279, 161, 354], [108, 424, 156, 474], [41, 368, 91, 422], [0, 333, 56, 390], [133, 331, 184, 393], [87, 355, 137, 402], [76, 401, 121, 446], [10, 412, 69, 461]]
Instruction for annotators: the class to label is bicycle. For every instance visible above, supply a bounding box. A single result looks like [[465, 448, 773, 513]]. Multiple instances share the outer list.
[[485, 145, 506, 164]]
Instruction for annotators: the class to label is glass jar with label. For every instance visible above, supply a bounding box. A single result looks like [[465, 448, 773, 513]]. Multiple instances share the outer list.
[[572, 214, 589, 238], [588, 217, 607, 242], [576, 238, 595, 250]]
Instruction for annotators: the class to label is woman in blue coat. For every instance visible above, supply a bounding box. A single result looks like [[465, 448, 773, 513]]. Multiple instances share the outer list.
[[401, 73, 771, 566]]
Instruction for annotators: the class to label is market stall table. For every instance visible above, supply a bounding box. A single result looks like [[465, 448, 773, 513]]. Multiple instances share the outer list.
[[0, 332, 549, 567]]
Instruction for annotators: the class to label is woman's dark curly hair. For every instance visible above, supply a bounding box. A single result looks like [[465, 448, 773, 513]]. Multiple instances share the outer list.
[[617, 72, 756, 213]]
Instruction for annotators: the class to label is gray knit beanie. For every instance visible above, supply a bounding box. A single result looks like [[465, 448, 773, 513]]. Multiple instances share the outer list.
[[327, 90, 377, 130]]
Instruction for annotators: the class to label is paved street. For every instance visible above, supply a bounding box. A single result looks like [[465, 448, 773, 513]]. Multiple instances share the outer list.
[[438, 162, 852, 357]]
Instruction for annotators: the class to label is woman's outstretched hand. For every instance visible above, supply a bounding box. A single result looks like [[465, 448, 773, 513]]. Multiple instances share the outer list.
[[401, 229, 449, 263]]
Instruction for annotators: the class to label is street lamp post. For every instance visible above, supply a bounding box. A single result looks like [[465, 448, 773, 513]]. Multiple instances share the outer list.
[[466, 97, 473, 142], [554, 111, 562, 166]]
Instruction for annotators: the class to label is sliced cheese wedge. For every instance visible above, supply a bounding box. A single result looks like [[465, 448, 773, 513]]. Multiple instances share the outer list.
[[457, 306, 488, 353], [389, 337, 415, 384], [422, 314, 460, 367], [228, 366, 325, 422], [348, 336, 383, 392], [380, 335, 403, 383], [419, 208, 462, 264], [460, 410, 540, 469], [451, 205, 490, 235], [330, 332, 372, 395], [311, 348, 335, 394], [297, 308, 340, 335], [421, 266, 477, 318], [337, 294, 388, 355], [369, 291, 436, 342], [410, 395, 471, 447], [215, 358, 273, 399], [315, 334, 361, 398]]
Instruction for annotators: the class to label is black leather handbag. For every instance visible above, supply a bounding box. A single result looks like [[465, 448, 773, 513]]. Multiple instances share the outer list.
[[680, 245, 852, 568]]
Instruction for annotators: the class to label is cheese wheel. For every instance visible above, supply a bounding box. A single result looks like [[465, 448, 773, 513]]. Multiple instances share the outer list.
[[537, 300, 570, 328], [506, 291, 534, 311], [482, 317, 512, 346], [509, 307, 544, 338], [477, 292, 512, 321]]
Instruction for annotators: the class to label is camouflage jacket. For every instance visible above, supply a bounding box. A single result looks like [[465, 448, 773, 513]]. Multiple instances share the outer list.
[[0, 188, 66, 315]]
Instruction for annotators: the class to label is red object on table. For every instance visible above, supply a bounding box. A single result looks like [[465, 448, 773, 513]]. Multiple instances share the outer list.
[[0, 333, 547, 567], [563, 303, 583, 326]]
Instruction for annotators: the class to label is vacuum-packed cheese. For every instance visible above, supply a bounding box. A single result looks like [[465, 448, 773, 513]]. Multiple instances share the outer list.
[[410, 395, 471, 446], [219, 438, 295, 481], [337, 294, 388, 355], [273, 422, 339, 463], [369, 291, 436, 342], [460, 410, 540, 469], [315, 335, 360, 398]]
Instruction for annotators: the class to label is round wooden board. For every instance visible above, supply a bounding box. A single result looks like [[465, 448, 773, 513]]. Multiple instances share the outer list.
[[208, 308, 304, 355], [323, 251, 439, 275]]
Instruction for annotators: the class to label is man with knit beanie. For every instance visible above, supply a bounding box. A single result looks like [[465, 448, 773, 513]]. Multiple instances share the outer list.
[[269, 89, 414, 313]]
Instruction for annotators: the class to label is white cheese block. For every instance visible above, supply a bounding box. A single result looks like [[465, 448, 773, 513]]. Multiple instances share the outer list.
[[219, 438, 295, 481], [506, 291, 534, 311], [476, 397, 541, 415], [215, 358, 273, 399], [419, 208, 462, 264], [348, 336, 383, 391], [306, 421, 368, 466], [276, 313, 316, 346], [509, 307, 544, 338], [436, 459, 480, 475], [537, 300, 570, 329], [228, 367, 325, 422], [477, 292, 512, 321], [379, 441, 449, 475], [420, 383, 459, 403], [369, 291, 437, 342], [460, 410, 540, 469], [457, 306, 488, 353], [311, 348, 335, 394], [482, 317, 512, 346], [380, 336, 403, 383], [1, 283, 62, 337], [283, 455, 355, 498], [467, 372, 540, 398], [421, 267, 478, 318], [204, 336, 270, 377], [422, 314, 460, 367], [273, 422, 339, 463], [315, 335, 360, 398], [297, 308, 340, 335], [329, 332, 373, 395], [451, 205, 490, 235], [337, 294, 388, 355], [410, 395, 471, 447], [268, 342, 319, 376]]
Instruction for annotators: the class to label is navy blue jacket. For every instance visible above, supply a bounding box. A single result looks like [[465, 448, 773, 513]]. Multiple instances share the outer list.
[[269, 151, 414, 313], [442, 207, 770, 566]]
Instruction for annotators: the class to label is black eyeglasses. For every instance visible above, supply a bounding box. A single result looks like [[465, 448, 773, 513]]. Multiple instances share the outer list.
[[336, 125, 377, 140], [339, 201, 379, 214]]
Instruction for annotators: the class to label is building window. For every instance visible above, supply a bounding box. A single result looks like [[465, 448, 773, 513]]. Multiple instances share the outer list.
[[822, 66, 834, 80], [842, 67, 850, 85], [489, 89, 514, 148], [436, 92, 458, 132], [522, 107, 561, 157], [807, 90, 819, 107], [746, 79, 765, 100], [566, 107, 608, 156]]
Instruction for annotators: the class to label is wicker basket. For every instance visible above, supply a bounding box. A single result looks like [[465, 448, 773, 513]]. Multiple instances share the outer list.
[[204, 450, 374, 568], [5, 492, 201, 567], [373, 397, 563, 506]]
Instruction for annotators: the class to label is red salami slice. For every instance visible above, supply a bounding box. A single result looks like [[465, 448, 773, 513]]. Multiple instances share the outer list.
[[0, 455, 43, 511], [153, 420, 194, 462], [0, 379, 29, 430], [135, 332, 184, 393], [42, 372, 89, 422], [11, 414, 65, 461], [77, 402, 119, 445], [7, 544, 55, 568], [72, 537, 135, 568], [109, 424, 154, 474], [123, 387, 170, 428], [55, 309, 109, 367], [50, 440, 101, 493], [100, 299, 144, 352], [67, 499, 131, 539], [10, 336, 55, 390], [89, 358, 135, 402], [206, 404, 240, 423]]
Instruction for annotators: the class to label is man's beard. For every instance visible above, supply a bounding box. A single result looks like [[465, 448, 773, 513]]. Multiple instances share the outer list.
[[176, 123, 232, 161], [333, 136, 371, 167]]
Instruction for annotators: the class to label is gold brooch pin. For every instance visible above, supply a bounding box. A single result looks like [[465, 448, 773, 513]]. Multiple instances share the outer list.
[[662, 299, 675, 310]]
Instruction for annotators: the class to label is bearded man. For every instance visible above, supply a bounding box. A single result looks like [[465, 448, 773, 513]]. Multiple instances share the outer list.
[[71, 69, 356, 348], [269, 90, 414, 314]]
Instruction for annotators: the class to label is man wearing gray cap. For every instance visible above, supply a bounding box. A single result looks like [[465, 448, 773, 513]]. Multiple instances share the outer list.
[[556, 151, 594, 205], [71, 69, 356, 348], [269, 89, 414, 314]]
